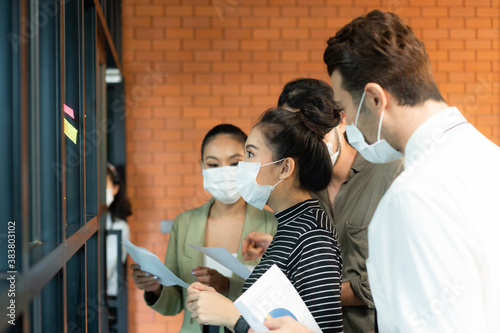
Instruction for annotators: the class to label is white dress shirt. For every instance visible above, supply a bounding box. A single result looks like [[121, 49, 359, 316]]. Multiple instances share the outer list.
[[367, 107, 500, 332]]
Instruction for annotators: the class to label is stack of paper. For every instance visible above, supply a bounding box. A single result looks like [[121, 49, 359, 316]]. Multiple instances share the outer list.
[[122, 238, 188, 288], [234, 265, 321, 333]]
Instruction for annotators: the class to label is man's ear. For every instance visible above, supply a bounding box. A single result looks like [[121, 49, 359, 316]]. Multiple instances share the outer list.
[[337, 111, 347, 134], [364, 83, 388, 115], [279, 157, 295, 180]]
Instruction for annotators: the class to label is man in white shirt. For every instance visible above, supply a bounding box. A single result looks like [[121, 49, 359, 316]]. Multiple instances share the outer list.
[[322, 9, 500, 333], [261, 9, 500, 333]]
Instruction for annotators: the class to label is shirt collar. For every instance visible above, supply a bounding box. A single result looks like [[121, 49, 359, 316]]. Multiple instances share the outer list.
[[351, 152, 369, 173], [274, 199, 320, 225], [404, 107, 467, 169]]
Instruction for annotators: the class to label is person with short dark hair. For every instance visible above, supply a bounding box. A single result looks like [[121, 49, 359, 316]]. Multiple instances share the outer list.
[[323, 9, 500, 333], [186, 97, 344, 333]]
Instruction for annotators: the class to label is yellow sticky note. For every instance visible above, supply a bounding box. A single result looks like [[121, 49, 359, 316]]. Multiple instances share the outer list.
[[64, 118, 78, 144]]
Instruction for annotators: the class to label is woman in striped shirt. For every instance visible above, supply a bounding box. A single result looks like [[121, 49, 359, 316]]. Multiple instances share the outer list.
[[186, 96, 343, 333]]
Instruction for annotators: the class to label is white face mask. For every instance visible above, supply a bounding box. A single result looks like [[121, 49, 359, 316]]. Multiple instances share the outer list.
[[106, 188, 115, 207], [345, 91, 403, 164], [202, 166, 241, 205], [236, 159, 285, 210], [325, 128, 341, 167]]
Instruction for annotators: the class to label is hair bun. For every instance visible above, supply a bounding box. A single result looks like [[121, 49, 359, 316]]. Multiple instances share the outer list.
[[296, 95, 340, 138]]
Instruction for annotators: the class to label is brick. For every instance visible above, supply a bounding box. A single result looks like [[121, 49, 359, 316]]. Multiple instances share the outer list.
[[124, 17, 152, 27], [194, 51, 222, 61], [223, 95, 251, 106], [298, 18, 326, 28], [212, 40, 240, 50], [182, 62, 210, 73], [476, 50, 500, 60], [253, 51, 280, 61], [195, 28, 223, 39], [211, 17, 240, 28], [438, 18, 465, 29], [270, 17, 297, 28], [135, 50, 163, 61], [253, 29, 281, 39], [241, 62, 268, 72], [135, 5, 164, 16], [437, 61, 464, 71], [195, 73, 223, 84], [152, 16, 180, 28], [153, 84, 182, 95], [310, 6, 337, 17], [241, 84, 268, 95], [438, 40, 464, 49], [477, 29, 500, 39], [338, 6, 365, 17], [466, 18, 492, 28], [182, 39, 210, 50], [410, 18, 438, 28], [241, 40, 268, 50], [165, 28, 194, 39], [450, 28, 477, 39], [182, 17, 210, 27], [269, 40, 297, 50], [242, 17, 268, 28], [165, 5, 193, 16], [135, 28, 164, 39], [282, 29, 309, 39], [253, 6, 281, 16], [465, 62, 492, 71], [465, 0, 493, 5], [212, 84, 240, 95], [212, 61, 240, 72], [466, 40, 492, 49], [449, 7, 476, 17], [437, 0, 463, 4], [224, 51, 252, 61], [422, 7, 448, 17], [225, 28, 252, 39], [152, 40, 180, 50], [282, 6, 310, 16], [422, 29, 449, 39], [182, 84, 210, 95], [224, 73, 252, 83]]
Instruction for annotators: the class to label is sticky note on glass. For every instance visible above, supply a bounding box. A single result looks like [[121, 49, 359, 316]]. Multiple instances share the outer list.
[[63, 104, 75, 119], [64, 118, 77, 144]]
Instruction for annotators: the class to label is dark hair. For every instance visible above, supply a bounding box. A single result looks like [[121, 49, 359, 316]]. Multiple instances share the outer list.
[[107, 163, 132, 221], [277, 78, 334, 110], [201, 124, 247, 160], [323, 9, 444, 106], [257, 95, 340, 192]]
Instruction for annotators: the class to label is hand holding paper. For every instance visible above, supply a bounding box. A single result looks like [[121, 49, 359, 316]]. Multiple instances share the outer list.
[[123, 238, 188, 288], [187, 244, 252, 280], [234, 265, 321, 333]]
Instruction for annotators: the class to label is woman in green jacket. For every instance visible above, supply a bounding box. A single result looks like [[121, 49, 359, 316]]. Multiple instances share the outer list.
[[131, 124, 277, 333]]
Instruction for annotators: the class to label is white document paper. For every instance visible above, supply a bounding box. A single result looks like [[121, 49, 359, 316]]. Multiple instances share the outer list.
[[187, 244, 251, 280], [123, 238, 189, 288], [234, 264, 322, 333]]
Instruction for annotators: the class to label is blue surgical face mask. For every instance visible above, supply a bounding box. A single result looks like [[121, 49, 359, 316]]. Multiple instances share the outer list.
[[344, 92, 402, 164]]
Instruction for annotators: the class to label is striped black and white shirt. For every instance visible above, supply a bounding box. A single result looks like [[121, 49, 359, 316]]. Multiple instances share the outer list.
[[243, 199, 343, 333]]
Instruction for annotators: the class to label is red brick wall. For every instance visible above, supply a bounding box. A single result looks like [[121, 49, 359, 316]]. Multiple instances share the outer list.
[[122, 0, 500, 331]]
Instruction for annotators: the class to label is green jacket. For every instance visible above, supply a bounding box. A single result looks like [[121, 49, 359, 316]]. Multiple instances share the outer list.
[[145, 198, 278, 333]]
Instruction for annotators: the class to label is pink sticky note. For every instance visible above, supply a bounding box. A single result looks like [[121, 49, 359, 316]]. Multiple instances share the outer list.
[[63, 104, 75, 119]]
